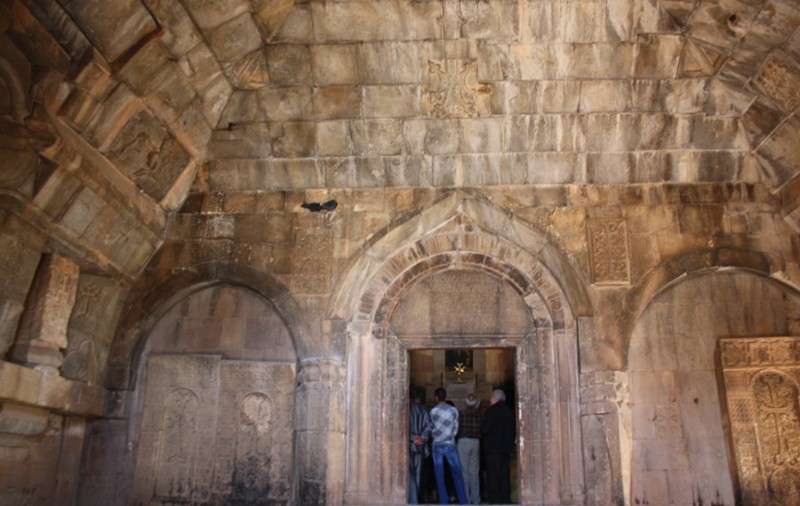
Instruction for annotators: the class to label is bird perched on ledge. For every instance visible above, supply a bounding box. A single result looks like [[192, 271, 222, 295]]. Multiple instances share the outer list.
[[301, 199, 338, 212]]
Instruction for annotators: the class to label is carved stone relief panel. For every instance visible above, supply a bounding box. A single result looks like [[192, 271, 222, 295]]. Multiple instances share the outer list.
[[719, 337, 800, 505], [391, 269, 532, 339], [104, 110, 190, 202], [134, 354, 296, 505], [154, 388, 200, 500], [134, 354, 221, 505], [587, 219, 630, 284], [213, 360, 295, 505], [424, 59, 489, 118], [62, 274, 124, 384], [291, 215, 333, 296]]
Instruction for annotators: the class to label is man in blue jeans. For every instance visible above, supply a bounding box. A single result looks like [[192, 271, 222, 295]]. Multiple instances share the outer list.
[[430, 387, 468, 504]]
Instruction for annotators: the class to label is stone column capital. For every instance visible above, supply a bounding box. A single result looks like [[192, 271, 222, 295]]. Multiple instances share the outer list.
[[297, 359, 346, 386]]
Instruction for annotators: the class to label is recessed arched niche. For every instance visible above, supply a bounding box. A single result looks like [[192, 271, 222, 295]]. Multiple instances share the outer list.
[[131, 284, 297, 505]]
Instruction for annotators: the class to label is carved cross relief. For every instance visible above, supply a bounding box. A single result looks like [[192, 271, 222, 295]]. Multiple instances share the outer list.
[[719, 337, 800, 505], [426, 58, 486, 118]]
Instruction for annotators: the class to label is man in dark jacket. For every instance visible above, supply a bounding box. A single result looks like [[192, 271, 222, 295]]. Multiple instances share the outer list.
[[409, 387, 432, 503], [480, 388, 515, 503]]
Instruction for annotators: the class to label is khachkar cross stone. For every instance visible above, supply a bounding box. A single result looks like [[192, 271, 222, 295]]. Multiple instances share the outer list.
[[753, 372, 800, 503], [425, 59, 489, 118], [719, 337, 800, 505], [587, 219, 631, 284], [155, 388, 199, 501]]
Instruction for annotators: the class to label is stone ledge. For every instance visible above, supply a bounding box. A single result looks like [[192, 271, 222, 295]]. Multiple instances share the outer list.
[[0, 360, 106, 418]]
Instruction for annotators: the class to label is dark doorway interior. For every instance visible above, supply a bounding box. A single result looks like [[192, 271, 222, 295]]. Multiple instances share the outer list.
[[409, 348, 515, 409], [408, 348, 518, 504]]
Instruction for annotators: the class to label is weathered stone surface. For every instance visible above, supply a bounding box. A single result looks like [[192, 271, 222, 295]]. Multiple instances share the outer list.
[[580, 80, 632, 112], [10, 254, 78, 363], [266, 44, 312, 86], [313, 86, 362, 120], [208, 123, 272, 160], [0, 299, 24, 357], [105, 110, 191, 201], [755, 114, 800, 188], [351, 120, 403, 156], [253, 0, 295, 42], [181, 0, 249, 30], [310, 44, 359, 86], [59, 0, 157, 62], [357, 42, 423, 84], [363, 85, 420, 118], [635, 34, 681, 78], [62, 274, 124, 385], [311, 0, 415, 42], [142, 0, 201, 57], [207, 13, 263, 64], [0, 402, 48, 436]]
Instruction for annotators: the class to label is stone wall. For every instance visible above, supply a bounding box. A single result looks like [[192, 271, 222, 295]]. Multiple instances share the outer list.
[[0, 1, 799, 505], [628, 272, 799, 505], [80, 285, 297, 505], [137, 184, 797, 505]]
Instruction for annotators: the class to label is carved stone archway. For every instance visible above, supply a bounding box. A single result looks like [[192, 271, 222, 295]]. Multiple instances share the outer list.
[[336, 195, 588, 505]]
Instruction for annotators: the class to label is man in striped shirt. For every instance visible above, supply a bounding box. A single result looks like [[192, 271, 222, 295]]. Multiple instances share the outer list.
[[430, 387, 468, 504]]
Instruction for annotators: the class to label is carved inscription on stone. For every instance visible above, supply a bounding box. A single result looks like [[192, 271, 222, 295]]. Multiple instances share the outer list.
[[425, 59, 488, 118], [430, 270, 499, 335], [587, 219, 630, 284], [155, 388, 199, 500], [11, 253, 78, 370], [754, 55, 800, 113], [719, 337, 800, 505], [291, 216, 333, 295]]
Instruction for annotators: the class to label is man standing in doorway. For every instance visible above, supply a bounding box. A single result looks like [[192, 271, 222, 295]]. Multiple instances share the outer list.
[[457, 393, 481, 504], [430, 387, 468, 504], [409, 387, 432, 503], [481, 388, 515, 504]]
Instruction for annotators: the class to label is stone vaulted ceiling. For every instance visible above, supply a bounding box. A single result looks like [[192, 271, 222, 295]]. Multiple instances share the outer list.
[[1, 0, 800, 278]]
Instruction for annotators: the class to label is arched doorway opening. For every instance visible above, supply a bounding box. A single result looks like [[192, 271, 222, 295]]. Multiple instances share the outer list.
[[343, 241, 584, 505], [333, 195, 591, 505], [409, 347, 518, 503]]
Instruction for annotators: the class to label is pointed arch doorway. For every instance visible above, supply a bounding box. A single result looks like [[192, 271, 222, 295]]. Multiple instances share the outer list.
[[335, 196, 591, 505], [342, 237, 585, 505]]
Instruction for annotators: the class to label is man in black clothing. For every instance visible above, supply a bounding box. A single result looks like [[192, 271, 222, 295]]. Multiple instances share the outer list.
[[480, 389, 515, 503], [409, 386, 432, 503]]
